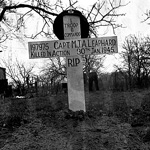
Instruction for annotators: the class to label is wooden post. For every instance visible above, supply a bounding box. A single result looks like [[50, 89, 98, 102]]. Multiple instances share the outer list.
[[63, 15, 86, 112]]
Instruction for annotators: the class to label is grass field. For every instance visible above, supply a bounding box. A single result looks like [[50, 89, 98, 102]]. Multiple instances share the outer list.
[[0, 89, 150, 149]]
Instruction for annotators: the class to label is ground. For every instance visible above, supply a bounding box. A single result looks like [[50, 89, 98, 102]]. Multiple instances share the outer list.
[[0, 89, 150, 150]]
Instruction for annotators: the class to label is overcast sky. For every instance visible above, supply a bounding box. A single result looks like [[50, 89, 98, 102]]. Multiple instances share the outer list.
[[1, 0, 150, 73], [103, 0, 150, 72]]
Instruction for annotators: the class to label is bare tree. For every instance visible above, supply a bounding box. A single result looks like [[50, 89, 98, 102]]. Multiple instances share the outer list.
[[83, 55, 105, 74], [41, 57, 66, 83], [0, 0, 128, 40], [120, 34, 150, 88], [120, 35, 136, 89], [1, 58, 35, 90], [38, 57, 67, 94], [142, 9, 150, 24], [0, 0, 129, 93]]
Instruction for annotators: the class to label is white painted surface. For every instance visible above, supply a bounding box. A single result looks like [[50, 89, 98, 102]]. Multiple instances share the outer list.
[[63, 15, 86, 112], [63, 15, 81, 39], [28, 36, 118, 59], [66, 55, 85, 111]]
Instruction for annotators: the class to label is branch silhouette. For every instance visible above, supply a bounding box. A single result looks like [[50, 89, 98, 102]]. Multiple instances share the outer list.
[[0, 4, 58, 21]]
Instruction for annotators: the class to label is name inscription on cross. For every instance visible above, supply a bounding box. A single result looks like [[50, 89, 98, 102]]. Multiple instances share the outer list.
[[28, 9, 118, 112]]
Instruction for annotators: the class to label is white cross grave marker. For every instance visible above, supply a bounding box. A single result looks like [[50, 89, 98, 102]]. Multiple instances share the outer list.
[[63, 15, 86, 112], [28, 10, 118, 112]]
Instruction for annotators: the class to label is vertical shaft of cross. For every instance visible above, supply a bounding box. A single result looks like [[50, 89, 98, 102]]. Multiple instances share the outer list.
[[63, 15, 86, 112]]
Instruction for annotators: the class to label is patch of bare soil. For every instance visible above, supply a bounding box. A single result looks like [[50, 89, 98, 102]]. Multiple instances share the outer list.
[[0, 90, 150, 150]]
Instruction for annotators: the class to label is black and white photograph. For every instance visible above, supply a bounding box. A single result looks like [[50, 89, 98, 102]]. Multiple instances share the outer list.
[[0, 0, 150, 149]]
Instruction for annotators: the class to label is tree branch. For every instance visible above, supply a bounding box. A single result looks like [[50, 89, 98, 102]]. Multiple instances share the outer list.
[[0, 3, 58, 21], [141, 10, 150, 23]]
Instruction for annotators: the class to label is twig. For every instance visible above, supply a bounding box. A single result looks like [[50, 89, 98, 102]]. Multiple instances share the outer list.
[[0, 4, 58, 21]]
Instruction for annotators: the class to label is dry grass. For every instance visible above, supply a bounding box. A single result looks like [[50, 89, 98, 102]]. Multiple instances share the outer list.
[[0, 89, 150, 149]]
